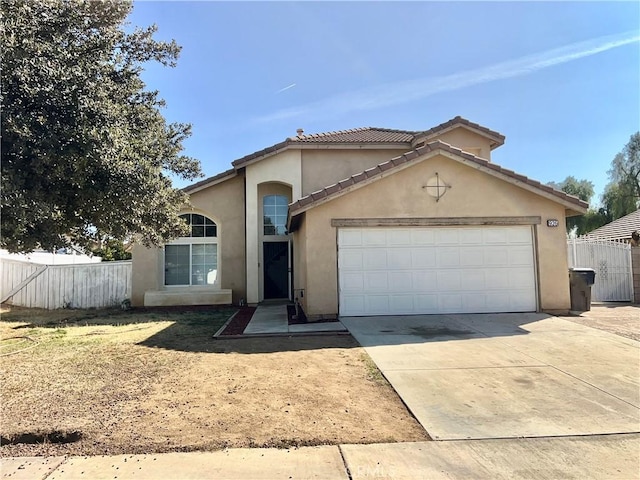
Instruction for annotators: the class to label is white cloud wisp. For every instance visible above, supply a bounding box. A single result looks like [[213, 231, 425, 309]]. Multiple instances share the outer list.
[[255, 31, 639, 124]]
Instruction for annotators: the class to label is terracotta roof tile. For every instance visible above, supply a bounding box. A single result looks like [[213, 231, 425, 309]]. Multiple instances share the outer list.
[[182, 168, 236, 193], [414, 116, 505, 148], [289, 140, 588, 216], [291, 127, 417, 143]]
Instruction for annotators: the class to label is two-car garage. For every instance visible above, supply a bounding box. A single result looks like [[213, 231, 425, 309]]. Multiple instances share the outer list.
[[338, 225, 537, 316]]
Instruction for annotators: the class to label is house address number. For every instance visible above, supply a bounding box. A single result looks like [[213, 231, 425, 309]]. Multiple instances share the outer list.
[[547, 219, 559, 227]]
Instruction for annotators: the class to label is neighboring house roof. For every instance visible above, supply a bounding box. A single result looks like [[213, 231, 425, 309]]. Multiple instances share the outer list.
[[583, 209, 640, 241], [288, 140, 588, 229], [186, 116, 506, 193]]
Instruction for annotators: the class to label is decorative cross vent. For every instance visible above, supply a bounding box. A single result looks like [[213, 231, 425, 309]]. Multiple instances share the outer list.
[[422, 173, 451, 202]]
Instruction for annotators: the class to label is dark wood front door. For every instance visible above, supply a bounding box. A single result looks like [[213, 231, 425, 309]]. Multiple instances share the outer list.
[[263, 241, 289, 299]]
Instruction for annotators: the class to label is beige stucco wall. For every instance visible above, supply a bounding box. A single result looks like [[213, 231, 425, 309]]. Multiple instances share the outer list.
[[292, 213, 308, 309], [131, 174, 246, 306], [300, 153, 570, 317], [427, 128, 494, 159], [245, 150, 302, 303], [257, 182, 292, 300], [301, 148, 408, 196]]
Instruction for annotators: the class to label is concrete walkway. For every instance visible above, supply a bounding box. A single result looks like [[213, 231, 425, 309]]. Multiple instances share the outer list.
[[341, 313, 640, 440], [242, 304, 347, 335], [3, 434, 639, 479]]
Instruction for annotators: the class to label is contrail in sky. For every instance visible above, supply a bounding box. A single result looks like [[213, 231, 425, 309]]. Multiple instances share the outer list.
[[255, 31, 639, 123], [276, 83, 297, 94]]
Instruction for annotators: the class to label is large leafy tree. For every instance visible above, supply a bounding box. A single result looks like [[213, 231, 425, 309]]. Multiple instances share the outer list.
[[1, 0, 202, 253]]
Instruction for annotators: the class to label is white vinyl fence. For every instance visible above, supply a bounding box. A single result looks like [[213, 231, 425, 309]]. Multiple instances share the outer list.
[[1, 259, 131, 309], [567, 237, 633, 302]]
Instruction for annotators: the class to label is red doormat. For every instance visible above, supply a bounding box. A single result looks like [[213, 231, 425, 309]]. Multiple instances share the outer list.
[[218, 307, 256, 335]]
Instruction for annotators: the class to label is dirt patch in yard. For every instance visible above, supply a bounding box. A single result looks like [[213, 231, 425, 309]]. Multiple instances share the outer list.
[[563, 304, 640, 341], [0, 305, 428, 457]]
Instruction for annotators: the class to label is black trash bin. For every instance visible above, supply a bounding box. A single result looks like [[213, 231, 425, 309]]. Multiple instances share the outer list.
[[569, 268, 596, 311]]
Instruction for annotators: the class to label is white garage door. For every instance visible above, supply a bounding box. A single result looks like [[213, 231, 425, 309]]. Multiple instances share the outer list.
[[338, 226, 537, 316]]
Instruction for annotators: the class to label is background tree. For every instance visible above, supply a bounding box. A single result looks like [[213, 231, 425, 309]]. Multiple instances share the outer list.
[[547, 176, 601, 235], [91, 239, 132, 261], [1, 0, 202, 253], [549, 133, 640, 236]]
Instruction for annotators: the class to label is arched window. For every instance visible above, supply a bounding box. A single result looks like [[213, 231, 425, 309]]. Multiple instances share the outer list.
[[263, 195, 288, 235], [164, 214, 218, 286]]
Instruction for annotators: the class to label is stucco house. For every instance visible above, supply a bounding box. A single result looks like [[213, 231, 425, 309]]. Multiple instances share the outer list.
[[132, 116, 588, 317]]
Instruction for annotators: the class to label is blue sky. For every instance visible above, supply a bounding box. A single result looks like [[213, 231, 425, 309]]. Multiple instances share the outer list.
[[128, 1, 640, 207]]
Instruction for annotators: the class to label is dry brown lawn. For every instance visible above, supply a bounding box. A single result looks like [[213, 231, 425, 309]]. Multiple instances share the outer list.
[[0, 305, 428, 457]]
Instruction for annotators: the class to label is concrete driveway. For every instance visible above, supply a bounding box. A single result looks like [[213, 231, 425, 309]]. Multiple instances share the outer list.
[[341, 312, 640, 440]]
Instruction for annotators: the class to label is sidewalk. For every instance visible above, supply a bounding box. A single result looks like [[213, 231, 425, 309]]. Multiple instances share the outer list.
[[3, 434, 639, 479], [242, 304, 347, 335]]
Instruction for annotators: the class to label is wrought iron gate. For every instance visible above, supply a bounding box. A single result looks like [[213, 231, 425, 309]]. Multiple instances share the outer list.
[[567, 237, 633, 302]]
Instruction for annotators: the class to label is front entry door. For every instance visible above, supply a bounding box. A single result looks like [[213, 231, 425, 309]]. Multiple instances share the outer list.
[[263, 242, 289, 299]]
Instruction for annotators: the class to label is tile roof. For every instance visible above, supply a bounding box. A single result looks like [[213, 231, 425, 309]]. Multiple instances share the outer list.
[[292, 127, 417, 143], [182, 168, 236, 194], [413, 116, 505, 148], [582, 209, 640, 240], [231, 116, 503, 169], [288, 140, 588, 216]]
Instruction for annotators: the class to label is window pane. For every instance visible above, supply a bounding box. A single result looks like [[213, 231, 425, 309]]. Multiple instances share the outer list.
[[264, 224, 276, 235], [192, 244, 217, 285], [205, 225, 217, 237], [204, 217, 215, 226], [264, 195, 275, 206], [165, 245, 190, 285], [191, 214, 205, 226], [192, 225, 205, 237]]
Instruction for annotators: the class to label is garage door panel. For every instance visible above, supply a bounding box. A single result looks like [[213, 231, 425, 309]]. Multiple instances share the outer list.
[[484, 247, 509, 266], [411, 229, 436, 245], [387, 229, 412, 245], [387, 249, 412, 268], [363, 249, 388, 269], [341, 295, 365, 315], [340, 229, 363, 246], [484, 228, 510, 244], [364, 271, 389, 290], [461, 271, 486, 289], [508, 227, 534, 243], [438, 247, 461, 267], [339, 226, 536, 316], [340, 250, 363, 269], [413, 271, 438, 290], [390, 295, 414, 312], [435, 229, 460, 245], [415, 294, 439, 312], [508, 247, 535, 266], [437, 270, 462, 291], [362, 229, 387, 246], [367, 295, 390, 313], [341, 272, 364, 291], [412, 248, 437, 267], [509, 268, 536, 288], [460, 228, 484, 244], [485, 269, 511, 289], [439, 294, 463, 312], [389, 271, 413, 290]]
